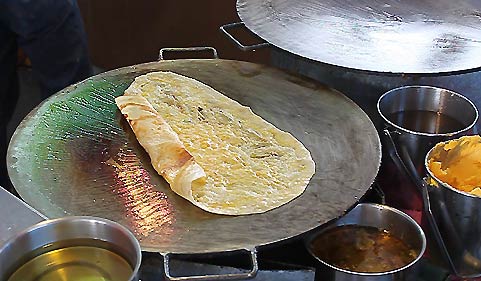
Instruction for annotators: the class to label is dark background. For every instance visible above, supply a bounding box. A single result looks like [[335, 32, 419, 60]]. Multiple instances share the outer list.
[[77, 0, 270, 69]]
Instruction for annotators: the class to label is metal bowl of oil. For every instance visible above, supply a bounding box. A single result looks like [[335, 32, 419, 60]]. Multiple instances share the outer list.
[[0, 216, 141, 281]]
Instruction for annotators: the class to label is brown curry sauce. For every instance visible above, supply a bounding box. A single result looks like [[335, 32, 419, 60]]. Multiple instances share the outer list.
[[311, 225, 418, 273]]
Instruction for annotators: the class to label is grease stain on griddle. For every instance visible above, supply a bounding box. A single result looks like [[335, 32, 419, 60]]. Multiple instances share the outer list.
[[285, 75, 331, 92], [231, 61, 263, 78]]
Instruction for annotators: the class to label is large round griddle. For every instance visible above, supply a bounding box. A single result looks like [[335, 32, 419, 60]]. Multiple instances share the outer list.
[[238, 0, 481, 74], [7, 59, 380, 254]]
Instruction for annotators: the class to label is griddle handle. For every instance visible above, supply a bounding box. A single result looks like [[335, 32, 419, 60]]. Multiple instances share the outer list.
[[162, 248, 258, 281], [159, 47, 219, 60], [220, 22, 270, 51]]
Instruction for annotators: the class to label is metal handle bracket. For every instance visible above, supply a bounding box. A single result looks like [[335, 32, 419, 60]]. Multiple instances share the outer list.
[[162, 248, 258, 281], [220, 22, 270, 51], [159, 47, 218, 60]]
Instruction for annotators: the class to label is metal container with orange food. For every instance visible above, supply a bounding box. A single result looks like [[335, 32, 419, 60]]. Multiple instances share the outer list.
[[425, 135, 481, 278]]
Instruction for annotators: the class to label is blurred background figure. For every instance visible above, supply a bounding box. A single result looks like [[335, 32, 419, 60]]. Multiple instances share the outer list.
[[0, 0, 93, 192]]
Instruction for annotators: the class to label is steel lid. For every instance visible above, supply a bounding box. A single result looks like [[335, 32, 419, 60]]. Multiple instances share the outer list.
[[238, 0, 481, 74]]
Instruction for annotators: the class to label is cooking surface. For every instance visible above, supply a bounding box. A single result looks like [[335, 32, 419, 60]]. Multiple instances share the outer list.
[[7, 59, 380, 254], [238, 0, 481, 74]]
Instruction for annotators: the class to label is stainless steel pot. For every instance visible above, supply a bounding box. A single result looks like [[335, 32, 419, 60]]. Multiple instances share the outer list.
[[0, 216, 142, 281], [425, 141, 481, 278], [378, 86, 478, 212], [378, 85, 478, 175], [307, 203, 426, 281]]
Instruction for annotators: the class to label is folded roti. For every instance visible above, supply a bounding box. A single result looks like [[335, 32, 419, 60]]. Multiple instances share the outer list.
[[115, 95, 206, 201], [116, 71, 315, 215]]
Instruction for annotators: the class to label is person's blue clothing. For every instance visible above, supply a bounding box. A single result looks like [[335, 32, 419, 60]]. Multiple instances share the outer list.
[[0, 0, 92, 192]]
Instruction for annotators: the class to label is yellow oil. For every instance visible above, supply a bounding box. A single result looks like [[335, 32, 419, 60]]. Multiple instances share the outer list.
[[7, 244, 134, 281]]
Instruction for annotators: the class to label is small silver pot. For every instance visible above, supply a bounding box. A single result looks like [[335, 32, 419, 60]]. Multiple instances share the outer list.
[[378, 85, 478, 172], [307, 203, 426, 281], [0, 216, 141, 281], [377, 85, 478, 211]]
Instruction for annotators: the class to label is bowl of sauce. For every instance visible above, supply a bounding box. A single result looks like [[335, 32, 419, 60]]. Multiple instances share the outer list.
[[0, 216, 141, 281], [307, 203, 426, 281]]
